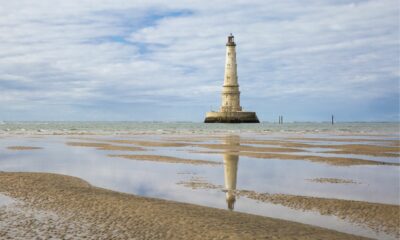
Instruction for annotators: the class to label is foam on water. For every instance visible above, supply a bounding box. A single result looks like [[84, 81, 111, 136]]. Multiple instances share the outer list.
[[0, 121, 398, 136]]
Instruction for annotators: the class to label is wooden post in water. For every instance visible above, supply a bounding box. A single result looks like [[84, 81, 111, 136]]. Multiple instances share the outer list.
[[331, 115, 334, 125]]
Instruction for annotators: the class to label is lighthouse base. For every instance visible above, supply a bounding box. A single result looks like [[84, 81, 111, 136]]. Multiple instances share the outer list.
[[204, 111, 259, 123]]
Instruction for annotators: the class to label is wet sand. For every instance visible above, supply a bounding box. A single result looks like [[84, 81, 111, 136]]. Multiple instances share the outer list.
[[286, 137, 399, 144], [195, 143, 305, 153], [307, 178, 359, 184], [238, 151, 399, 166], [323, 145, 399, 157], [190, 150, 398, 166], [218, 139, 399, 158], [109, 154, 221, 165], [0, 172, 368, 240], [68, 137, 399, 165], [2, 134, 398, 239], [6, 146, 42, 150], [66, 141, 145, 151], [166, 136, 400, 157], [110, 139, 190, 147], [239, 191, 399, 237], [179, 179, 399, 238]]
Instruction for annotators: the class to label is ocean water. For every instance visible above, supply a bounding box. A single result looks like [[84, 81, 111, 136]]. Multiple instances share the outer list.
[[0, 121, 398, 135]]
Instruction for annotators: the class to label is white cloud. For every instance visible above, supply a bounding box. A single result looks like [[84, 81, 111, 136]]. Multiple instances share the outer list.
[[0, 0, 398, 121]]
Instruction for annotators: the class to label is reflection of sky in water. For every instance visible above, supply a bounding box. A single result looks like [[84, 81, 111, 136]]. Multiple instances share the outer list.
[[0, 135, 398, 239], [237, 156, 399, 204]]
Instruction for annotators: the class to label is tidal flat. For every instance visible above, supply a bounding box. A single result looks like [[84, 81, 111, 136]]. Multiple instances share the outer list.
[[0, 123, 399, 239]]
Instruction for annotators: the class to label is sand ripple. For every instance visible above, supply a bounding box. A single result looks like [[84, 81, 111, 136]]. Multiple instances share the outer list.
[[178, 179, 400, 238], [0, 172, 367, 240]]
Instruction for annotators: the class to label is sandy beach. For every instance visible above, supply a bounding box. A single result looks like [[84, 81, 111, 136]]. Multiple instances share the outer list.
[[0, 127, 399, 239], [178, 178, 399, 237], [0, 172, 368, 240]]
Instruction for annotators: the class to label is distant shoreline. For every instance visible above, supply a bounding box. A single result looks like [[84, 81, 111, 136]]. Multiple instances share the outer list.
[[0, 122, 398, 136]]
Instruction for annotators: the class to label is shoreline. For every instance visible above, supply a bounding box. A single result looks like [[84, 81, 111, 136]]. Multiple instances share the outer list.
[[0, 172, 369, 240]]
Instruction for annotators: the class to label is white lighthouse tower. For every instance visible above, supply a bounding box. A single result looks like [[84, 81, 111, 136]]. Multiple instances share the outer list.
[[205, 34, 259, 123], [221, 34, 242, 113]]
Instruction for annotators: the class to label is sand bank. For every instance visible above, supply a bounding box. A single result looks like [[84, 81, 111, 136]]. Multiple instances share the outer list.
[[286, 137, 399, 144], [190, 150, 398, 166], [109, 154, 221, 165], [66, 141, 144, 151], [67, 136, 398, 166], [0, 172, 368, 240], [322, 144, 399, 157], [179, 179, 399, 238], [307, 178, 359, 184], [195, 143, 305, 153], [237, 139, 399, 157], [239, 151, 399, 166], [70, 137, 191, 147], [69, 137, 400, 158], [6, 146, 42, 150], [110, 139, 189, 147]]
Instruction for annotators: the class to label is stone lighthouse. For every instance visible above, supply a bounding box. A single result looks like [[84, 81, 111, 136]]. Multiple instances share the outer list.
[[204, 34, 259, 123]]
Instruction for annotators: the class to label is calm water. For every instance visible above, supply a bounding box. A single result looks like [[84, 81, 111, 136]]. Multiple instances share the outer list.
[[0, 122, 399, 239]]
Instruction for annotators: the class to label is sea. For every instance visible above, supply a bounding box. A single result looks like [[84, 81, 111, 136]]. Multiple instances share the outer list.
[[0, 121, 398, 135]]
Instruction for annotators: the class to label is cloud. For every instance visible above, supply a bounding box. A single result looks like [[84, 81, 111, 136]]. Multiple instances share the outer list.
[[0, 0, 398, 121]]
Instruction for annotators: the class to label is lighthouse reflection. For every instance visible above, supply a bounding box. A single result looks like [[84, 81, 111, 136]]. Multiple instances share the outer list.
[[222, 135, 240, 210]]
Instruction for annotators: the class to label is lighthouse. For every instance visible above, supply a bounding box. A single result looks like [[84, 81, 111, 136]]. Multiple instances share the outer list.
[[221, 34, 242, 112], [204, 34, 260, 123]]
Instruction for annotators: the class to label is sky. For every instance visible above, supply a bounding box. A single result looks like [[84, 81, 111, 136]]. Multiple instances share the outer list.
[[0, 0, 398, 122]]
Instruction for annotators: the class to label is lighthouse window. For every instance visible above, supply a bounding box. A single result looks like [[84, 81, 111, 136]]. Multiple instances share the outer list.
[[228, 52, 231, 56], [227, 64, 231, 68], [226, 76, 230, 80]]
